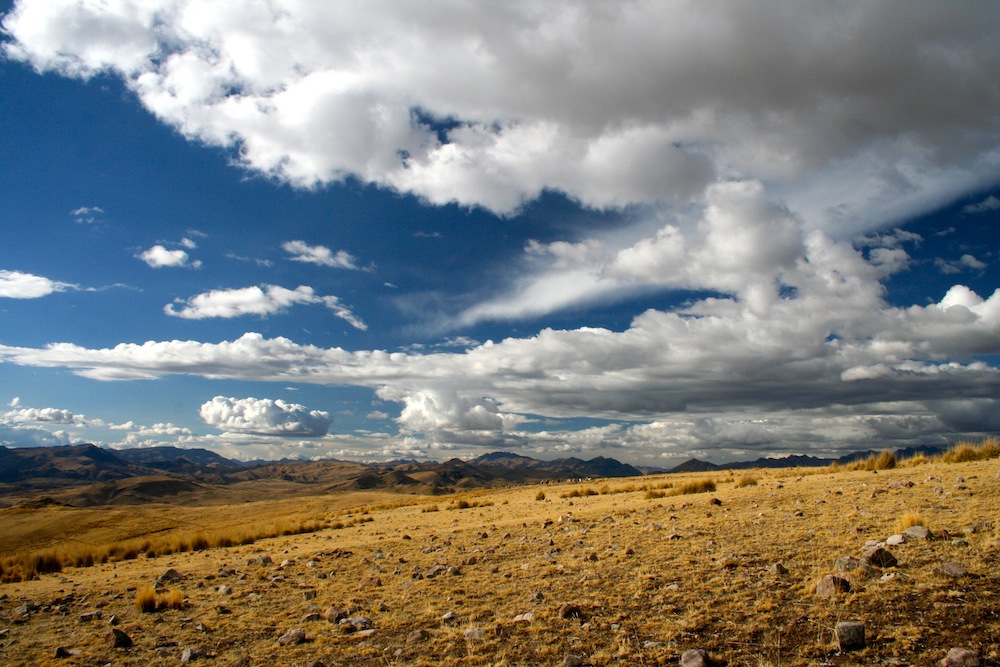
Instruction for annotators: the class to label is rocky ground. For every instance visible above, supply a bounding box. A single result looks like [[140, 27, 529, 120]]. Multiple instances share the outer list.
[[1, 458, 998, 666]]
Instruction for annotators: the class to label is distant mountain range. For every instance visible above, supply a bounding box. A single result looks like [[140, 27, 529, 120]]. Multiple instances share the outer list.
[[0, 443, 947, 506]]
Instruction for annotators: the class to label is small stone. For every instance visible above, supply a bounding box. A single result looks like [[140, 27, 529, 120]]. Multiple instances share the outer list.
[[834, 556, 861, 572], [463, 627, 486, 639], [217, 585, 231, 595], [180, 647, 205, 663], [513, 611, 535, 623], [564, 654, 585, 667], [104, 628, 133, 649], [951, 539, 969, 547], [941, 647, 979, 666], [156, 568, 182, 586], [885, 534, 906, 546], [406, 628, 429, 644], [903, 525, 931, 540], [816, 574, 852, 597], [864, 547, 898, 568], [54, 646, 74, 658], [936, 561, 969, 578], [79, 610, 102, 622], [769, 562, 788, 575], [681, 648, 712, 667], [302, 589, 317, 601], [277, 628, 307, 645], [835, 621, 865, 651], [441, 611, 460, 624], [324, 606, 348, 623], [360, 576, 381, 588]]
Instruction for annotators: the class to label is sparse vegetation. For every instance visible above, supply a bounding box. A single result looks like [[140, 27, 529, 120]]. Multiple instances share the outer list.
[[670, 478, 717, 495], [559, 486, 599, 498], [848, 449, 897, 471], [3, 455, 1000, 666], [535, 490, 546, 501], [134, 586, 157, 612], [895, 512, 930, 534], [941, 437, 1000, 463]]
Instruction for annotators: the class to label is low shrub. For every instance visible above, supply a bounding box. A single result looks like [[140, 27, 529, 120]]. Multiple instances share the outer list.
[[734, 474, 758, 488]]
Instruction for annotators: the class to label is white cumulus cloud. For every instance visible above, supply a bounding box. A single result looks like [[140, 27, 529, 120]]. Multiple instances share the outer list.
[[138, 244, 201, 268], [4, 1, 999, 229], [199, 396, 333, 437], [0, 269, 76, 299]]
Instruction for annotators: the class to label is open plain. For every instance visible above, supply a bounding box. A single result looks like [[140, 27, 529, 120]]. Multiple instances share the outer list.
[[1, 455, 998, 666]]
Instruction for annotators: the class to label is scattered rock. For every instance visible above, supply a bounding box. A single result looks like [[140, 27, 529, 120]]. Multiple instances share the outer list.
[[835, 621, 865, 651], [563, 654, 585, 667], [302, 589, 317, 601], [54, 646, 75, 658], [360, 576, 381, 588], [769, 562, 788, 575], [864, 547, 898, 568], [936, 562, 969, 578], [324, 607, 348, 623], [181, 647, 206, 663], [903, 525, 931, 540], [835, 556, 860, 572], [816, 574, 852, 597], [940, 647, 979, 666], [104, 628, 133, 649], [885, 534, 906, 546], [156, 568, 182, 587], [277, 628, 307, 645], [513, 611, 535, 623], [463, 627, 486, 639], [681, 648, 712, 666], [79, 610, 102, 622], [406, 629, 430, 644]]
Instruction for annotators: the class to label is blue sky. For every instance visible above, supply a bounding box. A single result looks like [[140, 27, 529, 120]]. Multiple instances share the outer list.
[[1, 1, 998, 465]]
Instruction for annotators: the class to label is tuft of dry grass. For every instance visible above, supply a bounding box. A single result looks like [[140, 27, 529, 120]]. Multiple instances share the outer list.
[[941, 437, 1000, 463], [895, 512, 930, 534], [560, 486, 599, 499], [734, 474, 759, 488], [135, 586, 158, 612], [535, 490, 546, 501], [669, 478, 717, 496], [848, 449, 897, 471]]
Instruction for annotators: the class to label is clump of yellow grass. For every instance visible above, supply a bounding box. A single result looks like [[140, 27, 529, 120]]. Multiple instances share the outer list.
[[941, 437, 1000, 463]]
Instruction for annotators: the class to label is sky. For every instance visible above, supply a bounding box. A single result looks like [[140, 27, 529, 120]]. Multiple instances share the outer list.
[[1, 1, 999, 467]]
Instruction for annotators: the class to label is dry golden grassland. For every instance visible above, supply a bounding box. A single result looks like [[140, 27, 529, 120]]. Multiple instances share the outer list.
[[1, 446, 999, 666]]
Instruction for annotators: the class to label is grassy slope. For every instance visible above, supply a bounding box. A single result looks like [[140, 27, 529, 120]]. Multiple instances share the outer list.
[[0, 457, 998, 666]]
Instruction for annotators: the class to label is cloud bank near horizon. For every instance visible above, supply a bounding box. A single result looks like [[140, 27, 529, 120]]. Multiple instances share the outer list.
[[1, 1, 999, 463]]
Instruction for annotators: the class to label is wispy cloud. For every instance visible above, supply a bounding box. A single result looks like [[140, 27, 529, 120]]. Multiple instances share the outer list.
[[70, 205, 104, 224], [964, 195, 1000, 214], [164, 284, 366, 329], [282, 240, 367, 270]]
